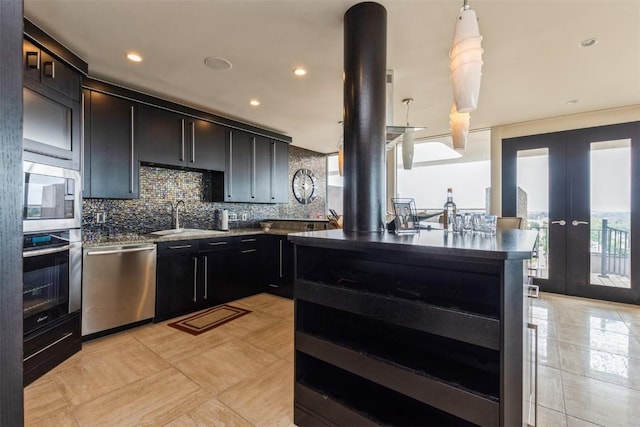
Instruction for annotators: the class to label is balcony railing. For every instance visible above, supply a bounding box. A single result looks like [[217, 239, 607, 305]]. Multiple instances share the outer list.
[[598, 219, 630, 278]]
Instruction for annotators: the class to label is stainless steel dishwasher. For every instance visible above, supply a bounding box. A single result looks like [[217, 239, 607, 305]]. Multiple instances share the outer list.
[[82, 243, 156, 336]]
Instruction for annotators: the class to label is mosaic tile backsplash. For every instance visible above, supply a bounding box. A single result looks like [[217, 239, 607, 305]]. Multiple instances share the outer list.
[[83, 146, 327, 234]]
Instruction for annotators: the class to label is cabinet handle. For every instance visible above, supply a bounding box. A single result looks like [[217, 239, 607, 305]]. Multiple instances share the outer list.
[[241, 238, 257, 243], [527, 322, 538, 427], [251, 136, 256, 199], [279, 239, 283, 278], [180, 119, 185, 162], [190, 121, 196, 163], [203, 255, 208, 300], [43, 61, 55, 78], [130, 106, 135, 193], [168, 244, 192, 249], [271, 142, 276, 200], [208, 241, 228, 246], [241, 249, 257, 254], [26, 50, 40, 70], [193, 257, 198, 302], [81, 92, 85, 193], [228, 131, 233, 198]]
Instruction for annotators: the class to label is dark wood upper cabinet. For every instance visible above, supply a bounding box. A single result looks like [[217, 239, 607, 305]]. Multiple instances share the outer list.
[[22, 38, 83, 170], [190, 118, 225, 171], [222, 130, 290, 203], [83, 90, 138, 199], [253, 135, 272, 203], [137, 104, 225, 171], [271, 140, 289, 203], [224, 129, 253, 202], [23, 38, 81, 102]]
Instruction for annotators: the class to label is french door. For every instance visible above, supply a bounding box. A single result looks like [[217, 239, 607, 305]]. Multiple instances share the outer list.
[[502, 122, 640, 304]]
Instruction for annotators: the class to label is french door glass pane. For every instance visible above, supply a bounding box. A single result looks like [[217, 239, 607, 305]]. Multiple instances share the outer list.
[[517, 148, 549, 279], [590, 139, 631, 289]]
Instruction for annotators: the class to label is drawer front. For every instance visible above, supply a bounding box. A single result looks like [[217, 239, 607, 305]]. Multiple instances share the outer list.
[[236, 235, 260, 251], [24, 312, 81, 386], [157, 240, 198, 256], [199, 237, 234, 251]]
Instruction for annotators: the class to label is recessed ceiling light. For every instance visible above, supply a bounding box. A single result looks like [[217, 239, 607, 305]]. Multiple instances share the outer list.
[[204, 57, 233, 71], [293, 67, 307, 76], [579, 38, 598, 48], [567, 99, 579, 105], [126, 52, 143, 62], [249, 99, 260, 106]]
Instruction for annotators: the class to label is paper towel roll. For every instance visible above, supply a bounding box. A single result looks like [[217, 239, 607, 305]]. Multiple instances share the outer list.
[[220, 209, 229, 231]]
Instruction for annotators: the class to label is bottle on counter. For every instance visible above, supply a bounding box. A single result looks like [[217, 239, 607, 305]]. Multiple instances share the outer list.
[[443, 187, 457, 232]]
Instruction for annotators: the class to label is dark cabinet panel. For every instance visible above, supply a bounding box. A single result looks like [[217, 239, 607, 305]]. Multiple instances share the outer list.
[[137, 104, 185, 167], [189, 119, 225, 171], [23, 39, 81, 101], [271, 140, 290, 203], [225, 129, 252, 202], [253, 136, 272, 203], [156, 242, 200, 321], [202, 249, 236, 304], [262, 235, 294, 298], [234, 237, 263, 298], [84, 90, 138, 199], [138, 104, 225, 171], [22, 38, 82, 170], [222, 130, 290, 204]]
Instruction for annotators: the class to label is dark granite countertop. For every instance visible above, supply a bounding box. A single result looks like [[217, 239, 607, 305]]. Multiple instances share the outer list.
[[82, 227, 298, 247], [288, 228, 538, 260]]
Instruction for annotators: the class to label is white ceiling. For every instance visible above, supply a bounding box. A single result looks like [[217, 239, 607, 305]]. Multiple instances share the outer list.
[[24, 0, 640, 154]]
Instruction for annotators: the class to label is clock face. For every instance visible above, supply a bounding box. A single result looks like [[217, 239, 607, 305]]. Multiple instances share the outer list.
[[292, 168, 317, 204]]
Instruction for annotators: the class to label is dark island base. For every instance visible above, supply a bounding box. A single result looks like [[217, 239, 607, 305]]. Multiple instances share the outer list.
[[290, 229, 537, 426]]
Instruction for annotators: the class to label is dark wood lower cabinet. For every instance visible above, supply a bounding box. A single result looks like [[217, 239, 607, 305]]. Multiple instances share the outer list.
[[262, 235, 294, 299], [155, 240, 200, 321], [23, 312, 81, 387], [155, 235, 265, 321]]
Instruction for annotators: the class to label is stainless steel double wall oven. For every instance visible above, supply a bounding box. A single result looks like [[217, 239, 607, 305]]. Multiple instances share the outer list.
[[22, 161, 82, 385]]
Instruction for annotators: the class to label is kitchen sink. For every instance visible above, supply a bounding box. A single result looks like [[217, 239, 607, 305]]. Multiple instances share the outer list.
[[150, 228, 229, 237]]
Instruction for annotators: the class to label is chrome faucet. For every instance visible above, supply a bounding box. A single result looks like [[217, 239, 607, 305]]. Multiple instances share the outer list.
[[175, 200, 185, 230]]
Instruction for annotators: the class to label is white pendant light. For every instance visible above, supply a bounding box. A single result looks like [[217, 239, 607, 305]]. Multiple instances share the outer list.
[[402, 98, 415, 170], [450, 0, 483, 113], [449, 103, 470, 151]]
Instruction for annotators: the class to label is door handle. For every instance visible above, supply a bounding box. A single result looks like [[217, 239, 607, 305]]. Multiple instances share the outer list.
[[551, 220, 566, 226], [193, 257, 198, 302], [203, 255, 208, 300], [180, 119, 185, 162], [130, 106, 135, 193], [572, 220, 589, 226], [43, 61, 55, 78], [190, 121, 196, 163]]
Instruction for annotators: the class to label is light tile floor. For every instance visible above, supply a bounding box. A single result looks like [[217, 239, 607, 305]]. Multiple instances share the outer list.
[[24, 292, 640, 426], [532, 292, 640, 427], [24, 293, 294, 427]]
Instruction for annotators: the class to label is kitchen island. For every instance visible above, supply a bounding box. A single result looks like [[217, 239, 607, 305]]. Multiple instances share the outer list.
[[288, 228, 538, 427]]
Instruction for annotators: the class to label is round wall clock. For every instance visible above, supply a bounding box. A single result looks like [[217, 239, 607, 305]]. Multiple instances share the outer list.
[[292, 168, 317, 204]]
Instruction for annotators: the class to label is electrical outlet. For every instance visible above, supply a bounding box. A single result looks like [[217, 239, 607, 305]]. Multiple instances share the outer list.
[[228, 212, 238, 222], [96, 212, 106, 224], [241, 212, 248, 221]]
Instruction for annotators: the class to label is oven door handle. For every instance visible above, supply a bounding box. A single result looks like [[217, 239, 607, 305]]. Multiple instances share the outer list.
[[23, 245, 71, 258]]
